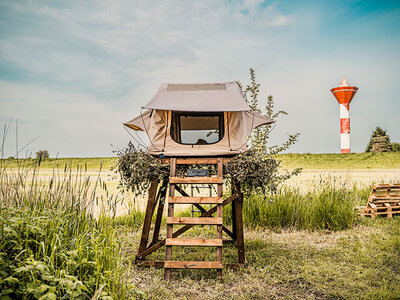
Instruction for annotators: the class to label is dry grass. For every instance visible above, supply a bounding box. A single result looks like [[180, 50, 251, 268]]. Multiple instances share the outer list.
[[121, 218, 400, 299]]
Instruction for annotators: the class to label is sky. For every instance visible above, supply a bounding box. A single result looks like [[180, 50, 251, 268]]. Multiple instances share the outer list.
[[1, 0, 399, 157]]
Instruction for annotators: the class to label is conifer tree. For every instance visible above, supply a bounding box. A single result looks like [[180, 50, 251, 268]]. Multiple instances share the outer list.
[[365, 127, 392, 152]]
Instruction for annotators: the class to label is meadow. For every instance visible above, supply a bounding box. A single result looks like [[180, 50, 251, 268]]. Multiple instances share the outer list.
[[1, 153, 399, 299]]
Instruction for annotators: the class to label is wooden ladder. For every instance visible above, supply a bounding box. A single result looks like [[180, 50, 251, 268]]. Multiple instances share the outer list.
[[164, 157, 224, 282]]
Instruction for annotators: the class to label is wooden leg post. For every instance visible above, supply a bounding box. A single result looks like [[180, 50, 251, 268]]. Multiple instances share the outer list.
[[231, 183, 237, 241], [165, 158, 176, 280], [234, 181, 245, 264], [137, 178, 159, 259], [152, 179, 168, 245], [217, 158, 223, 282]]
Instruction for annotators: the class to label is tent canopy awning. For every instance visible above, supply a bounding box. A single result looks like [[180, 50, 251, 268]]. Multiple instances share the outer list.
[[143, 82, 251, 112]]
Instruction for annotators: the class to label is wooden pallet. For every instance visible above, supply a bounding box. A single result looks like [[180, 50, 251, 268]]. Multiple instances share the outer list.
[[164, 157, 224, 282], [358, 184, 400, 218]]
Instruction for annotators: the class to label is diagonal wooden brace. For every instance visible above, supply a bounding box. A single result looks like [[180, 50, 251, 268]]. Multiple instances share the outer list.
[[175, 185, 234, 238], [136, 192, 240, 260]]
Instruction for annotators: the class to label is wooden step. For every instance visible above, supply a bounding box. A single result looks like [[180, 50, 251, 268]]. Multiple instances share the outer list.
[[169, 177, 223, 184], [166, 238, 223, 246], [167, 217, 222, 225], [164, 261, 223, 269], [169, 196, 223, 204]]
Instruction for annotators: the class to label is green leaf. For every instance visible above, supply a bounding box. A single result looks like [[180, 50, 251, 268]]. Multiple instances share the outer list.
[[4, 276, 19, 285]]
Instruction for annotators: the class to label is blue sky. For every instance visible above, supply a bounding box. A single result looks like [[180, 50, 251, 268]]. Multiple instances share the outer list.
[[1, 0, 399, 157]]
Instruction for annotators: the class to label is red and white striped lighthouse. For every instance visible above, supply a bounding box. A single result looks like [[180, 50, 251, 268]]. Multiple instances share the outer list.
[[330, 78, 358, 153]]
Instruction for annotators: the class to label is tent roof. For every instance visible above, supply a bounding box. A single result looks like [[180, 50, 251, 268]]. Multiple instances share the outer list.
[[143, 82, 251, 112]]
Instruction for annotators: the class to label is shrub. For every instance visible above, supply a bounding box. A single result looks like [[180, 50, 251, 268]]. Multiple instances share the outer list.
[[36, 150, 49, 160]]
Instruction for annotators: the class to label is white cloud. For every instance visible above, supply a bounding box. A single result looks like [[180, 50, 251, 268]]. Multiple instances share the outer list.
[[0, 0, 399, 156]]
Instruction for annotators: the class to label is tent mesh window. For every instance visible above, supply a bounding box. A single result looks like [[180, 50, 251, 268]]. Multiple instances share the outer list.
[[171, 112, 224, 145]]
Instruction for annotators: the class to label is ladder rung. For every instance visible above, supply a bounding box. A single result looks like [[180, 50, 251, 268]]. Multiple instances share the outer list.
[[167, 217, 222, 225], [169, 197, 223, 204], [169, 177, 223, 184], [166, 238, 223, 246], [164, 261, 223, 269]]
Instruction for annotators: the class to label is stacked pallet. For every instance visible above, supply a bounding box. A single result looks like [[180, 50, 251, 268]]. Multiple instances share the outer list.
[[358, 184, 400, 218]]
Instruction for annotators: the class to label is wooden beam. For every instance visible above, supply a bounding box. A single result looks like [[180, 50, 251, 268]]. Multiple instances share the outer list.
[[164, 158, 176, 280], [151, 178, 168, 245], [169, 177, 223, 184], [164, 261, 223, 269], [135, 260, 244, 269], [167, 217, 222, 225], [234, 180, 245, 264], [169, 196, 223, 204], [216, 157, 223, 282], [137, 178, 159, 256], [166, 238, 223, 247], [161, 157, 233, 165]]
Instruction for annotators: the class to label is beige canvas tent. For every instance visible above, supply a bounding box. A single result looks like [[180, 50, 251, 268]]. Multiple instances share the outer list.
[[124, 82, 274, 156]]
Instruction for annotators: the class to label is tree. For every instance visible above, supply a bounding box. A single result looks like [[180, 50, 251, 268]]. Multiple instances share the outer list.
[[36, 150, 49, 160], [392, 142, 400, 152], [365, 127, 392, 152]]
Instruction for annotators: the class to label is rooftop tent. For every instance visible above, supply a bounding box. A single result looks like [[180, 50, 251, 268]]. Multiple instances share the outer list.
[[124, 82, 274, 157]]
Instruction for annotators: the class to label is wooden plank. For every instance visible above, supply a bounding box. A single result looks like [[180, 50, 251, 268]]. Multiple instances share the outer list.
[[136, 260, 244, 269], [137, 178, 159, 256], [164, 261, 223, 269], [164, 158, 176, 281], [169, 177, 223, 184], [161, 157, 232, 165], [152, 179, 168, 245], [166, 238, 223, 247], [169, 196, 223, 204], [373, 184, 400, 189], [167, 217, 222, 225], [137, 193, 240, 259]]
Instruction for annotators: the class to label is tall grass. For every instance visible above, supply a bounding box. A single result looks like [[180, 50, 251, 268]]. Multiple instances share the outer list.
[[224, 179, 370, 231], [0, 159, 139, 299]]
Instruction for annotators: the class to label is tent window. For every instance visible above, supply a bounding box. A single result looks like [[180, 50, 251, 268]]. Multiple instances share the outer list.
[[171, 112, 224, 145]]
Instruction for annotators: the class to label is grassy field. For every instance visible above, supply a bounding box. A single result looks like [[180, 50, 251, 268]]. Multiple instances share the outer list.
[[1, 154, 400, 299], [3, 152, 400, 170]]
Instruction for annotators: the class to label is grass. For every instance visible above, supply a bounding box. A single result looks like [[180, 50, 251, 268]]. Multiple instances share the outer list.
[[3, 152, 400, 171], [236, 180, 369, 231], [122, 217, 400, 299], [276, 152, 400, 169], [1, 154, 399, 299], [0, 161, 140, 299]]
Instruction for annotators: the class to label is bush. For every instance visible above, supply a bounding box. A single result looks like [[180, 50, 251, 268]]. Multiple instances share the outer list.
[[36, 150, 49, 160], [392, 142, 400, 152]]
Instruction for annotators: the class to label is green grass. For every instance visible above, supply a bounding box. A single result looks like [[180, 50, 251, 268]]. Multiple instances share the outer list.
[[276, 152, 400, 169], [122, 218, 400, 299], [0, 161, 139, 299], [237, 182, 369, 231], [3, 152, 400, 171]]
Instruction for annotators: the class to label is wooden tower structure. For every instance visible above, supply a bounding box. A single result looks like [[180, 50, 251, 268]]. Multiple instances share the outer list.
[[123, 82, 274, 280]]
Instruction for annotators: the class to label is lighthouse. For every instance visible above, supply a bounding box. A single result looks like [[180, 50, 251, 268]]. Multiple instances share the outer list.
[[330, 78, 358, 153]]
